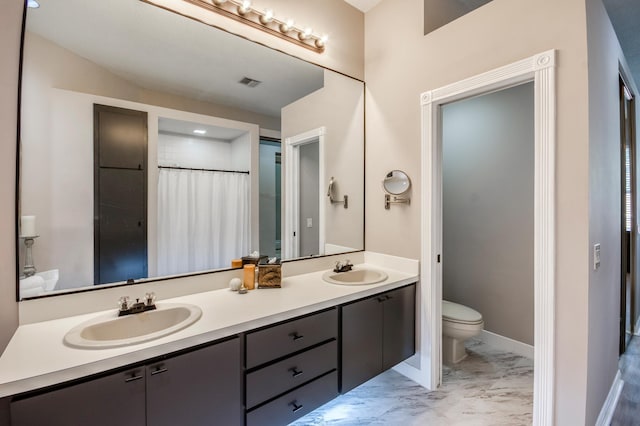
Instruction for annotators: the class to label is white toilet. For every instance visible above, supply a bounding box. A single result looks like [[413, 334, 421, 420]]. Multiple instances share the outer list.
[[442, 300, 484, 364]]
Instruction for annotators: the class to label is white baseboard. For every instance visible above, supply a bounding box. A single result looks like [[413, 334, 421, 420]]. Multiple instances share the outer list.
[[596, 370, 624, 426], [477, 330, 534, 359]]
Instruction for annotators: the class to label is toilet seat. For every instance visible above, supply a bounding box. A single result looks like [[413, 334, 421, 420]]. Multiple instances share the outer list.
[[442, 300, 483, 325]]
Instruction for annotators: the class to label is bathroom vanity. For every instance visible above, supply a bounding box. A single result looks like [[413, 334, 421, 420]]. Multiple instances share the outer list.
[[0, 264, 417, 426]]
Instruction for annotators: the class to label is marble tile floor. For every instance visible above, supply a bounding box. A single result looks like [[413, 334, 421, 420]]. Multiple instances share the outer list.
[[292, 338, 533, 426], [612, 335, 640, 425]]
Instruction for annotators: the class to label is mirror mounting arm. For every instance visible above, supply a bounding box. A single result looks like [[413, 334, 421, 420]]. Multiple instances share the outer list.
[[327, 176, 348, 209], [385, 194, 410, 210], [330, 194, 348, 209]]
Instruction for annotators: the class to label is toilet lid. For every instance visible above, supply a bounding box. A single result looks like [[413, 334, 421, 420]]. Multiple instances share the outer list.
[[442, 300, 483, 324]]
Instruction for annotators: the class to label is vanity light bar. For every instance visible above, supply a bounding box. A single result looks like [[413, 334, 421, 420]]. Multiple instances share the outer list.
[[182, 0, 328, 53]]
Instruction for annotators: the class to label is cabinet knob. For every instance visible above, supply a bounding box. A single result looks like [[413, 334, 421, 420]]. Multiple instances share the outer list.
[[289, 401, 304, 413], [150, 366, 168, 376], [290, 332, 304, 341], [124, 372, 143, 383], [289, 367, 304, 378]]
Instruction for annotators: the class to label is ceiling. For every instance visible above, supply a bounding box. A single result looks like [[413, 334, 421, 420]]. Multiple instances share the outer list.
[[159, 117, 247, 141], [25, 0, 324, 119], [603, 0, 640, 88], [343, 0, 383, 13]]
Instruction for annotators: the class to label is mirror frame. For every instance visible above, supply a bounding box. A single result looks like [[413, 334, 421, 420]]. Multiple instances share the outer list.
[[14, 1, 366, 301], [383, 170, 411, 196]]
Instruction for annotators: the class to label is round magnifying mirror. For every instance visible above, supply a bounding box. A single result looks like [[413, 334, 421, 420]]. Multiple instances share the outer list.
[[383, 170, 411, 195]]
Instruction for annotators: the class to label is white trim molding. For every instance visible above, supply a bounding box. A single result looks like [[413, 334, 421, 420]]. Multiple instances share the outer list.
[[477, 331, 534, 360], [595, 370, 624, 426], [418, 50, 556, 425], [283, 127, 326, 259]]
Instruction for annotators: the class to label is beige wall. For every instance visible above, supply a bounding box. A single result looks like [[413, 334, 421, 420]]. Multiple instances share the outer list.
[[365, 0, 591, 423], [282, 69, 365, 253], [585, 0, 640, 423], [0, 0, 23, 353]]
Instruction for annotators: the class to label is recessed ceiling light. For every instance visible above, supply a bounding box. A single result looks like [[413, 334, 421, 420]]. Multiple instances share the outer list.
[[193, 129, 207, 135], [27, 0, 40, 8]]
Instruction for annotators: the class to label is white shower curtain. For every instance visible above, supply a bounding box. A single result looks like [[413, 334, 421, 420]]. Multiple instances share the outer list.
[[157, 168, 250, 276]]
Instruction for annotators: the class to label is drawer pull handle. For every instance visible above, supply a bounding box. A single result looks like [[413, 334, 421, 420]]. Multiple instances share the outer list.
[[290, 332, 304, 341], [290, 367, 304, 378], [125, 374, 143, 383], [150, 367, 168, 376], [290, 401, 304, 413]]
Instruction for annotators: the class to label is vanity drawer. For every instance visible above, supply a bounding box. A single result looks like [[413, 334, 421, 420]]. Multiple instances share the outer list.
[[246, 340, 337, 408], [246, 308, 337, 368], [246, 371, 338, 426]]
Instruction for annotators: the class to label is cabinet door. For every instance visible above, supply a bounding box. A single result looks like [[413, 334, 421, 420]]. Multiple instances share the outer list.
[[340, 296, 383, 393], [11, 368, 146, 426], [146, 338, 242, 426], [97, 168, 147, 284], [94, 104, 147, 170], [383, 284, 416, 370]]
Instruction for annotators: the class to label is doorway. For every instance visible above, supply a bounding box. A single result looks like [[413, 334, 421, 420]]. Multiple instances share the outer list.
[[441, 82, 535, 369], [620, 75, 637, 354], [417, 50, 557, 424], [283, 127, 326, 259]]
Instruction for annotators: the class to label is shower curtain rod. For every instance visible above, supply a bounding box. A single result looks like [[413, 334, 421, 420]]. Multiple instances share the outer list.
[[158, 166, 250, 174]]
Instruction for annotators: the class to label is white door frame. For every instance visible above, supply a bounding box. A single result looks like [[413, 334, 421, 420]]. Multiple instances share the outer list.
[[419, 50, 556, 424], [283, 127, 326, 259]]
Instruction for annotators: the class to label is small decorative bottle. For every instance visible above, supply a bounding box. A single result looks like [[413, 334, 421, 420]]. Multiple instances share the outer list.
[[243, 264, 256, 290]]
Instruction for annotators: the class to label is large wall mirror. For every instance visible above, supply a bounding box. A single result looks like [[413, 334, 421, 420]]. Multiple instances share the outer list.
[[18, 0, 364, 299]]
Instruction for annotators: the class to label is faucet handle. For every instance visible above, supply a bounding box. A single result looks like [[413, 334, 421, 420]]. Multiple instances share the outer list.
[[118, 296, 130, 311], [144, 292, 156, 306]]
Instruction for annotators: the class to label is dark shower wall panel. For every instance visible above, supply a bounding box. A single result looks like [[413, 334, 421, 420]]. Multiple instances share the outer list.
[[98, 168, 147, 284]]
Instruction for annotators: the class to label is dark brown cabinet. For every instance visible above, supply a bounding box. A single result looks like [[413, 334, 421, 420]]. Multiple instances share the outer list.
[[93, 104, 148, 285], [10, 367, 146, 426], [10, 338, 242, 426], [146, 338, 242, 426], [245, 308, 339, 426], [9, 285, 415, 426], [341, 283, 416, 393]]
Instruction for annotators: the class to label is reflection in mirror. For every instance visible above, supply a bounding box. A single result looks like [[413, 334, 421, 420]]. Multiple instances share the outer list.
[[383, 170, 412, 195], [18, 0, 364, 299]]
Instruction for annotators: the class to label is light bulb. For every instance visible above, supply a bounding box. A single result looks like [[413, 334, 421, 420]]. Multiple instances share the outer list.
[[259, 9, 274, 25], [238, 0, 251, 15], [315, 34, 329, 48], [299, 27, 313, 41], [279, 18, 294, 33]]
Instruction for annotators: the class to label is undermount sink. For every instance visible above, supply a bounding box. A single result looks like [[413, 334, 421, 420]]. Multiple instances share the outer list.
[[322, 268, 388, 286], [64, 303, 202, 349]]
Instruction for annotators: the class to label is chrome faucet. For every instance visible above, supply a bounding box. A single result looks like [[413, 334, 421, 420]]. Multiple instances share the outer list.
[[333, 259, 353, 273], [118, 292, 157, 317]]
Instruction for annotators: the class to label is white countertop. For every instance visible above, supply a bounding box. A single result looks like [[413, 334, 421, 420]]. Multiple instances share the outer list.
[[0, 263, 417, 398]]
